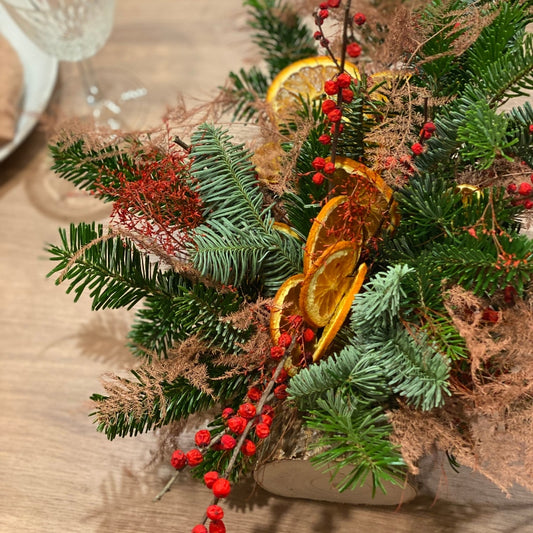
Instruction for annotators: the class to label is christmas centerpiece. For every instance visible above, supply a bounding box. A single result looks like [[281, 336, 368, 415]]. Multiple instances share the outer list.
[[46, 0, 533, 531]]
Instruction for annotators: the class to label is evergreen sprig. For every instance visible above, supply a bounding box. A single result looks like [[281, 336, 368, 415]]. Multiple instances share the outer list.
[[46, 222, 182, 310], [305, 391, 406, 495]]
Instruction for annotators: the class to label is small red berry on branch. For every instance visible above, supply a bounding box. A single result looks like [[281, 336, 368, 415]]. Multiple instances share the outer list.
[[204, 471, 219, 489], [212, 478, 231, 498], [318, 134, 331, 145], [255, 422, 271, 439], [247, 387, 262, 402], [324, 161, 336, 174], [192, 525, 208, 533], [186, 449, 204, 466], [195, 429, 212, 447], [518, 182, 532, 196], [220, 434, 237, 450], [170, 449, 188, 470], [313, 172, 325, 185], [312, 156, 327, 170], [324, 79, 339, 95], [336, 72, 352, 88], [238, 403, 257, 419], [274, 384, 289, 400], [270, 345, 285, 359], [353, 12, 366, 25], [227, 415, 247, 434], [346, 42, 362, 58], [411, 142, 424, 155], [241, 439, 257, 457], [206, 505, 224, 521], [322, 99, 337, 114], [278, 332, 292, 348]]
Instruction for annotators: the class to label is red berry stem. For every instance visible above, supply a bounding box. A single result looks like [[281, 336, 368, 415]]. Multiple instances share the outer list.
[[154, 433, 225, 502], [200, 339, 295, 526], [328, 0, 353, 194]]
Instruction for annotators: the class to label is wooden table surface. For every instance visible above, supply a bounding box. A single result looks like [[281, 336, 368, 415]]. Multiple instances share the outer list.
[[1, 1, 533, 531]]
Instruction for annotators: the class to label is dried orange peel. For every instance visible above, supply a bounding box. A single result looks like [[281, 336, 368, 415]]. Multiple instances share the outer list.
[[266, 56, 359, 122], [311, 262, 367, 361], [300, 240, 360, 328], [329, 156, 400, 241], [304, 195, 363, 274]]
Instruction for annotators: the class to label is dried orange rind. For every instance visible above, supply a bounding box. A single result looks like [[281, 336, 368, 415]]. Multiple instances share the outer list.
[[266, 56, 359, 122], [328, 156, 400, 241], [300, 240, 360, 328], [304, 195, 363, 274], [311, 262, 367, 361]]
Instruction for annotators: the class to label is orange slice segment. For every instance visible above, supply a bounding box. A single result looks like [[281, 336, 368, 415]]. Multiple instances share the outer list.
[[266, 56, 360, 121], [329, 156, 400, 241], [270, 273, 305, 345], [312, 263, 367, 361], [304, 195, 363, 274], [300, 240, 360, 328]]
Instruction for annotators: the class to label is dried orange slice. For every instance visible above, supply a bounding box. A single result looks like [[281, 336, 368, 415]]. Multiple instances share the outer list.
[[270, 273, 317, 372], [270, 273, 305, 345], [303, 195, 363, 273], [329, 156, 400, 241], [300, 240, 360, 328], [266, 56, 359, 121], [312, 263, 367, 361]]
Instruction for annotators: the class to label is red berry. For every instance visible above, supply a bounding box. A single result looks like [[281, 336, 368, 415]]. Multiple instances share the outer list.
[[227, 415, 247, 434], [209, 520, 226, 533], [330, 123, 344, 134], [319, 1, 328, 7], [322, 99, 337, 114], [242, 439, 257, 457], [422, 129, 433, 140], [204, 471, 219, 489], [255, 422, 270, 439], [504, 285, 517, 305], [247, 387, 262, 402], [274, 384, 288, 400], [220, 434, 237, 450], [260, 414, 273, 426], [313, 30, 322, 40], [238, 402, 257, 419], [320, 37, 330, 48], [525, 199, 533, 209], [303, 328, 315, 342], [318, 133, 331, 144], [518, 182, 532, 196], [212, 478, 231, 498], [275, 368, 289, 384], [336, 72, 352, 88], [346, 42, 362, 58], [319, 9, 329, 19], [270, 345, 285, 359], [328, 0, 341, 6], [195, 429, 211, 447], [312, 156, 326, 170], [481, 308, 499, 323], [353, 12, 366, 25], [411, 142, 424, 155], [262, 405, 275, 417], [529, 124, 533, 133], [341, 88, 354, 103], [507, 183, 518, 193], [324, 79, 339, 95], [206, 505, 224, 521], [324, 161, 336, 174], [170, 449, 187, 470], [328, 109, 342, 122], [186, 449, 204, 467], [278, 332, 292, 348], [192, 525, 208, 533], [423, 121, 436, 133], [312, 172, 325, 185]]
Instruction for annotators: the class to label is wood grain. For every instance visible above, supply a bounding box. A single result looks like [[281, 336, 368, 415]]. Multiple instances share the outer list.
[[1, 1, 532, 531]]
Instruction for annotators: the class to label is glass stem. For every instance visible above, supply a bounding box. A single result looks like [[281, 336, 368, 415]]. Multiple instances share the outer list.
[[77, 58, 101, 107]]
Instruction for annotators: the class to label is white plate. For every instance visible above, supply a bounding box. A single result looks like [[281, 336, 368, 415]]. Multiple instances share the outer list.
[[0, 4, 58, 162]]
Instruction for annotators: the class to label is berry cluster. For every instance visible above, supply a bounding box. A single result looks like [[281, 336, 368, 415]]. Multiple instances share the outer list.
[[411, 122, 437, 156], [507, 174, 533, 209], [313, 1, 366, 58]]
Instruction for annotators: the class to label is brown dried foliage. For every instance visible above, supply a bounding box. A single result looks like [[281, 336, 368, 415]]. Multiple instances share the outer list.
[[391, 287, 533, 493]]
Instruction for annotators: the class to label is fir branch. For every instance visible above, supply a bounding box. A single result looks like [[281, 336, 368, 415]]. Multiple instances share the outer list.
[[304, 391, 406, 495], [91, 373, 249, 440], [244, 0, 317, 79], [46, 223, 183, 310], [225, 67, 270, 121]]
